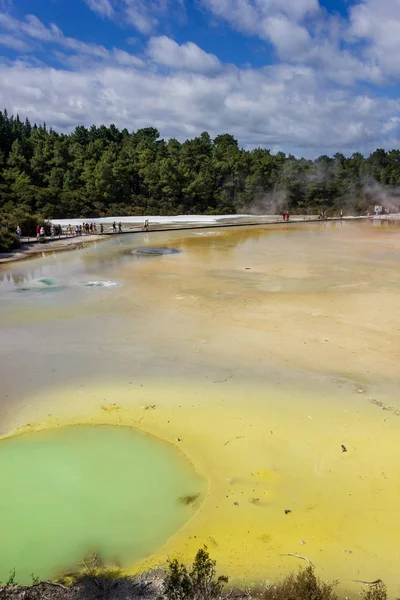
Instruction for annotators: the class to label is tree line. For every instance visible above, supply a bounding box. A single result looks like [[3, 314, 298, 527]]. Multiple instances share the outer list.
[[1, 108, 400, 237]]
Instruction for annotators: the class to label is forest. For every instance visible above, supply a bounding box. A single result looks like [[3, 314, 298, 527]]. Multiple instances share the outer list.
[[1, 108, 400, 240]]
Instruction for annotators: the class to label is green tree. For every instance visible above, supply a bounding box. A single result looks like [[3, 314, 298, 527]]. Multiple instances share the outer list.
[[0, 108, 396, 221]]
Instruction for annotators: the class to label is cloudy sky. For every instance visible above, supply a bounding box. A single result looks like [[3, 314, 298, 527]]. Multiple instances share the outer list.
[[0, 0, 399, 157]]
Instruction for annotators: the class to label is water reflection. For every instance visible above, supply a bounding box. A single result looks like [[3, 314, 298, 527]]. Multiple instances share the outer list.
[[1, 220, 398, 300]]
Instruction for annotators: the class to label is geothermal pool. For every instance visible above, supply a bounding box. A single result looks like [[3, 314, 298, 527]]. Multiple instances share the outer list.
[[0, 220, 400, 595], [0, 425, 202, 583]]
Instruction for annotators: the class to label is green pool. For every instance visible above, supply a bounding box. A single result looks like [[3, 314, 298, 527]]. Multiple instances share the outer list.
[[0, 425, 203, 584]]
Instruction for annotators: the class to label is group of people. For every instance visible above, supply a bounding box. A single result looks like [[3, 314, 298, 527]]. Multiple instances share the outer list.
[[34, 224, 63, 239], [35, 225, 48, 238], [65, 222, 123, 235], [33, 221, 125, 238], [112, 221, 123, 233], [71, 223, 100, 236], [282, 211, 291, 222]]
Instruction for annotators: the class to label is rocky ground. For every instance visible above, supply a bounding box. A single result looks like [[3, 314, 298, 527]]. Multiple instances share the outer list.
[[0, 572, 165, 600]]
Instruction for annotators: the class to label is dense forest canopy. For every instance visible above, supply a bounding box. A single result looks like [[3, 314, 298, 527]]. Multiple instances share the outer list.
[[1, 109, 400, 230]]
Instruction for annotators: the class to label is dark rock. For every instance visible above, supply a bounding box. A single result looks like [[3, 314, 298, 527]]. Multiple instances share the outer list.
[[131, 247, 181, 256]]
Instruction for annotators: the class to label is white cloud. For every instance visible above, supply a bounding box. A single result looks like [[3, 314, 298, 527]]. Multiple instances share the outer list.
[[124, 2, 156, 34], [196, 0, 389, 87], [262, 15, 312, 58], [112, 48, 144, 67], [0, 33, 30, 51], [83, 0, 185, 34], [0, 4, 399, 158], [348, 0, 400, 79], [147, 36, 220, 72], [0, 56, 399, 157], [198, 0, 380, 86], [85, 0, 114, 17], [61, 36, 109, 58], [0, 12, 142, 62], [200, 0, 319, 39]]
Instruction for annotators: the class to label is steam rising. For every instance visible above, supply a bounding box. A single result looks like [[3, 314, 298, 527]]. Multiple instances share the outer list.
[[363, 180, 400, 213]]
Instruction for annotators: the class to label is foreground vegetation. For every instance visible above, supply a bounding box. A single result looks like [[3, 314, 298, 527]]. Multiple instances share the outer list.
[[1, 110, 399, 233], [0, 229, 20, 253], [0, 548, 391, 600]]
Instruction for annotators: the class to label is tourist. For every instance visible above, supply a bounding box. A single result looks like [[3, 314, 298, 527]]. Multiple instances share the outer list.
[[16, 225, 21, 239], [90, 223, 93, 234], [93, 223, 97, 233], [112, 221, 117, 233], [286, 211, 290, 222], [100, 223, 104, 234], [39, 226, 45, 237], [50, 224, 55, 238], [340, 209, 343, 219], [118, 222, 122, 233], [36, 225, 40, 238], [282, 213, 286, 222]]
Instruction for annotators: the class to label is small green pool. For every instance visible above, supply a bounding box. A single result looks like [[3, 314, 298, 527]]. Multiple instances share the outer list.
[[0, 425, 203, 584]]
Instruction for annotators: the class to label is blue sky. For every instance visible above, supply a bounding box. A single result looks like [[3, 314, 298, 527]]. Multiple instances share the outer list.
[[0, 0, 399, 157]]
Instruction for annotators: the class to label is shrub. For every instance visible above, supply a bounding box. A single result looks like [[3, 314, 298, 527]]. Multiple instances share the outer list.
[[0, 229, 20, 253], [74, 551, 121, 591], [263, 566, 338, 600], [163, 547, 228, 600], [360, 582, 387, 600], [0, 210, 37, 237], [14, 214, 38, 237]]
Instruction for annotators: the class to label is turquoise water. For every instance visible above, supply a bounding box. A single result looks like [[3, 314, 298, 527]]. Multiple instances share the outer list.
[[0, 425, 203, 584]]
